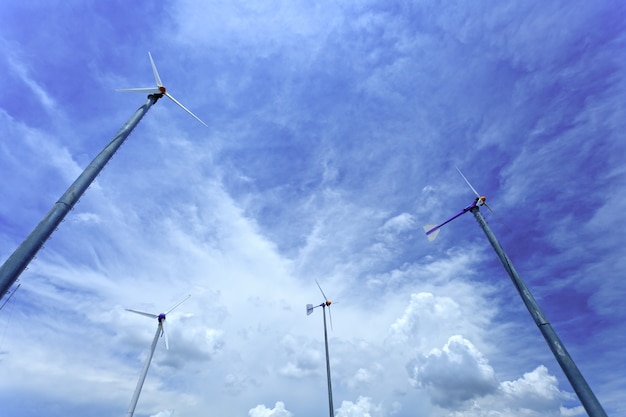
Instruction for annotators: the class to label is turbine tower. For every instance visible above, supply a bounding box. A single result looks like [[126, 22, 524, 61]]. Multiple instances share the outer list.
[[0, 53, 207, 302], [125, 294, 191, 417], [307, 280, 336, 417], [424, 168, 607, 417]]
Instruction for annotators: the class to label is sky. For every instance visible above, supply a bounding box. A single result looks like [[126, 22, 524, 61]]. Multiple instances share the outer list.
[[0, 1, 624, 416]]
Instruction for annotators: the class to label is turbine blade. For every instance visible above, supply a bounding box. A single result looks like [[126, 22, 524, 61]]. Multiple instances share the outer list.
[[165, 294, 191, 315], [116, 87, 162, 94], [162, 320, 169, 350], [315, 279, 329, 302], [126, 309, 158, 319], [148, 52, 163, 87], [328, 306, 334, 331], [484, 202, 512, 232], [165, 93, 208, 127], [306, 304, 314, 316], [455, 166, 481, 198]]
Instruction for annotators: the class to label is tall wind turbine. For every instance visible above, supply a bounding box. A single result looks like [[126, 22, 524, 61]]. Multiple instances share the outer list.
[[0, 53, 207, 302], [423, 168, 607, 417], [125, 294, 191, 417], [307, 280, 336, 417]]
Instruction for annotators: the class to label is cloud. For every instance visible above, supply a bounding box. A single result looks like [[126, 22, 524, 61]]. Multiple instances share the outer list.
[[149, 411, 173, 417], [6, 54, 57, 113], [407, 335, 498, 407], [279, 334, 323, 378], [444, 365, 583, 417], [387, 291, 489, 353], [499, 365, 570, 412], [249, 401, 293, 417], [336, 396, 385, 417]]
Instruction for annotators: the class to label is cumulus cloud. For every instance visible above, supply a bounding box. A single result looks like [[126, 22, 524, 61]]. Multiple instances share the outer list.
[[336, 396, 385, 417], [430, 365, 582, 417], [499, 365, 570, 412], [407, 335, 498, 407], [388, 292, 468, 350], [249, 401, 293, 417], [279, 334, 323, 378]]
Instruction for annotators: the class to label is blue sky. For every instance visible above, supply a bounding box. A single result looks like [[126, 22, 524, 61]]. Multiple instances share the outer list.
[[0, 1, 624, 416]]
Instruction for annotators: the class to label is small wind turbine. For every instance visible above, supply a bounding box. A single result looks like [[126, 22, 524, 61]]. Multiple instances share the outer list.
[[423, 167, 500, 241], [125, 294, 191, 417], [0, 52, 207, 302], [117, 52, 208, 127], [423, 168, 607, 417], [306, 280, 335, 417]]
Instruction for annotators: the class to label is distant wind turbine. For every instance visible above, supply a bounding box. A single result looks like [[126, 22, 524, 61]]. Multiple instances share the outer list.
[[125, 294, 191, 417], [0, 52, 207, 302], [423, 168, 607, 417], [307, 280, 336, 417]]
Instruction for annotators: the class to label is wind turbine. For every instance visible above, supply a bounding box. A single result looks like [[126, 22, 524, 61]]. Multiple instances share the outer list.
[[0, 52, 207, 302], [423, 168, 607, 417], [306, 280, 335, 417], [117, 52, 208, 127], [125, 294, 191, 417]]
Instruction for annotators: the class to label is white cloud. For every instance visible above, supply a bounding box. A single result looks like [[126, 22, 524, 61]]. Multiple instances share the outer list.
[[500, 365, 569, 411], [7, 54, 57, 113], [387, 292, 486, 353], [279, 335, 323, 379], [336, 396, 385, 417], [408, 335, 498, 407], [249, 401, 293, 417], [149, 411, 173, 417]]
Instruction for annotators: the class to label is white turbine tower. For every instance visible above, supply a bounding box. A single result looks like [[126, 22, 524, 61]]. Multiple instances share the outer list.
[[306, 280, 336, 417], [125, 294, 191, 417]]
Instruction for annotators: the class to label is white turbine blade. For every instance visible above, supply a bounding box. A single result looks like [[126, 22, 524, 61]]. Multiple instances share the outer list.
[[148, 52, 163, 87], [423, 225, 441, 242], [328, 306, 334, 331], [165, 294, 191, 315], [315, 279, 329, 302], [306, 304, 314, 315], [116, 87, 162, 93], [484, 202, 512, 232], [164, 93, 209, 127], [162, 320, 169, 350], [455, 166, 481, 198], [126, 309, 158, 319]]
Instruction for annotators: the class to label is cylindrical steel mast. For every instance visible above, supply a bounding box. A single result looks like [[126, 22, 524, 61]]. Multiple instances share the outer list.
[[126, 320, 162, 417], [470, 206, 607, 417], [0, 95, 160, 300], [322, 305, 334, 417]]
